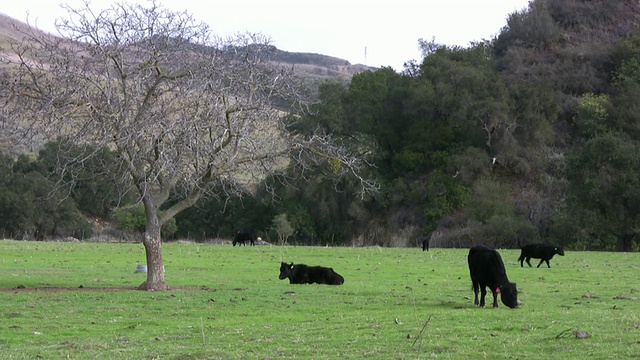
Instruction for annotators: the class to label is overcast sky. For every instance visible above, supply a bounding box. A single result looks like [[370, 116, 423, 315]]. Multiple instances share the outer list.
[[1, 0, 531, 71]]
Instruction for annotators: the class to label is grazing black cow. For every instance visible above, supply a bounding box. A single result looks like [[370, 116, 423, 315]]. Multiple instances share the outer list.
[[233, 231, 255, 246], [518, 243, 564, 268], [278, 262, 344, 285], [422, 237, 430, 251], [467, 244, 518, 309]]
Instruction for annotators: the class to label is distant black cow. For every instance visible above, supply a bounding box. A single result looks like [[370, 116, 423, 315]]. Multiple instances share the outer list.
[[278, 262, 344, 285], [422, 237, 430, 251], [467, 244, 518, 309], [233, 231, 255, 246], [518, 243, 564, 268]]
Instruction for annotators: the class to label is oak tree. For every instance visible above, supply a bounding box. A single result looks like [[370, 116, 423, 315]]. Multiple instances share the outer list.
[[2, 1, 375, 290]]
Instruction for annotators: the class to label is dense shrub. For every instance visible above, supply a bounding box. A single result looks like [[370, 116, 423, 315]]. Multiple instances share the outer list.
[[111, 206, 177, 240]]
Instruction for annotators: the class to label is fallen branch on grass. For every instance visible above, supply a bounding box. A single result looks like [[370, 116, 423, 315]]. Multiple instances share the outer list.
[[412, 315, 432, 348], [555, 328, 574, 339], [555, 328, 591, 339]]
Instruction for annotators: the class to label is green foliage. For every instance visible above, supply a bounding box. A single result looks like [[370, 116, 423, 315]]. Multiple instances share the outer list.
[[493, 4, 561, 56], [423, 170, 470, 231], [565, 133, 640, 250], [343, 68, 411, 176], [508, 77, 559, 146], [306, 80, 348, 135], [448, 147, 492, 186], [611, 33, 640, 86], [613, 57, 640, 86], [174, 191, 274, 241], [271, 213, 293, 245], [4, 1, 640, 251], [0, 187, 33, 237], [467, 179, 514, 224], [111, 206, 177, 239], [327, 157, 342, 174], [0, 151, 92, 240], [550, 202, 616, 250], [269, 0, 640, 250], [475, 214, 539, 248], [409, 42, 512, 165], [281, 204, 317, 243], [571, 93, 610, 140], [111, 206, 147, 233], [36, 141, 127, 218], [261, 165, 369, 245]]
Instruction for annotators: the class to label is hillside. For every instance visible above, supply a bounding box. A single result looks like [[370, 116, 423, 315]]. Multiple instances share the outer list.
[[0, 13, 375, 83], [0, 12, 375, 157], [4, 1, 640, 251]]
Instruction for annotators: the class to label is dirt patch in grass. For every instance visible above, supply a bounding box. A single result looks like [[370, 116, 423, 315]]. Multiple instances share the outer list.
[[0, 285, 210, 293]]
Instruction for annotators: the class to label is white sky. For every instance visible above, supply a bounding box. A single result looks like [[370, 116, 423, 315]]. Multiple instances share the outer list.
[[1, 0, 531, 71]]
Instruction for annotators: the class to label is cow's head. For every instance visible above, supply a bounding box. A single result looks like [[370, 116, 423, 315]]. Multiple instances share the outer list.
[[279, 262, 294, 280], [499, 282, 518, 309], [555, 247, 565, 256]]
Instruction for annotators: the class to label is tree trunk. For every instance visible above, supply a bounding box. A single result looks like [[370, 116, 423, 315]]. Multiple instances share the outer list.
[[137, 200, 169, 291], [138, 231, 169, 290]]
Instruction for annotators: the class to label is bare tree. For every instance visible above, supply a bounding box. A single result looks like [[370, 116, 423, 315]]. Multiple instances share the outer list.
[[2, 0, 376, 290], [271, 213, 294, 245]]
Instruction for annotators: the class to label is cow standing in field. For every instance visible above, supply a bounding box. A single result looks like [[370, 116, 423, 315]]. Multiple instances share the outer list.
[[422, 237, 430, 251], [278, 262, 345, 285], [518, 243, 564, 268], [233, 231, 255, 246], [467, 244, 518, 309]]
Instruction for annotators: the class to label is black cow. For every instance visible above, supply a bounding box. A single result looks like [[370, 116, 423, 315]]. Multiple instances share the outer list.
[[278, 262, 344, 285], [422, 237, 430, 251], [518, 243, 564, 268], [467, 244, 518, 309], [233, 231, 255, 246]]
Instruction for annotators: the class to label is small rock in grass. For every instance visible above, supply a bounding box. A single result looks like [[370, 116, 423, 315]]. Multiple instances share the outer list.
[[574, 331, 591, 339]]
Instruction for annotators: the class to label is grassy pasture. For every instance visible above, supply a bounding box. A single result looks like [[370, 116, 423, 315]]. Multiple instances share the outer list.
[[0, 240, 638, 359]]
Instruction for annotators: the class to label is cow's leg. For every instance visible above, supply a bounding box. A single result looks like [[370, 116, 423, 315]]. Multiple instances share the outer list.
[[537, 259, 543, 268], [544, 259, 551, 268], [472, 282, 480, 306], [491, 289, 499, 308], [479, 286, 487, 307], [525, 258, 532, 267]]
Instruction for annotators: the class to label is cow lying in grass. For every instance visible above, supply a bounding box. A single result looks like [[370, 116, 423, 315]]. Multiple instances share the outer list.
[[467, 244, 518, 309], [278, 262, 344, 285], [518, 243, 565, 268]]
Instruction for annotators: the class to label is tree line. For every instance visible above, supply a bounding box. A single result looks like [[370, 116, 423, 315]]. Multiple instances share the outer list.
[[2, 0, 640, 252]]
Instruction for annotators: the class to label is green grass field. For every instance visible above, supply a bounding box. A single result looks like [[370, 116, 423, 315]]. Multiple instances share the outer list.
[[0, 240, 638, 359]]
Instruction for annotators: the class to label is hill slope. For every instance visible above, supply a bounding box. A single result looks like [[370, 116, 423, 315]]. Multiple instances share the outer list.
[[0, 13, 375, 82]]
